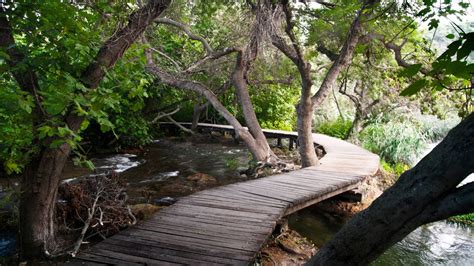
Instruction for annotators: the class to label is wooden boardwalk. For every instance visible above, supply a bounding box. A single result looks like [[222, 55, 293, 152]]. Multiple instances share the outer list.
[[73, 123, 379, 265]]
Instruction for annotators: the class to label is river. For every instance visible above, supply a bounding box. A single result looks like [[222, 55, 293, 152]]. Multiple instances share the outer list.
[[294, 141, 473, 265], [1, 138, 472, 264]]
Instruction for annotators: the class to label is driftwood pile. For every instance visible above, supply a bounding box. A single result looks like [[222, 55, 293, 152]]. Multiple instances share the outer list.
[[56, 173, 136, 256]]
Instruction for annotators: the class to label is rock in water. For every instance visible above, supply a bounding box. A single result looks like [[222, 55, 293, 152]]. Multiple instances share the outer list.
[[186, 173, 217, 186], [153, 197, 177, 206]]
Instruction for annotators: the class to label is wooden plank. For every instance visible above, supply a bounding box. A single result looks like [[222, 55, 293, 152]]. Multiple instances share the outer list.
[[116, 229, 260, 255], [159, 204, 278, 222], [83, 248, 180, 266], [146, 214, 274, 234], [134, 222, 263, 242], [196, 190, 288, 207], [99, 238, 247, 265], [185, 192, 286, 208], [132, 226, 261, 247], [178, 198, 283, 215], [94, 242, 216, 265], [110, 233, 254, 262]]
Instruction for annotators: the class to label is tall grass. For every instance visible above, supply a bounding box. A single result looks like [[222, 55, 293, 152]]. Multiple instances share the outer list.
[[315, 117, 352, 140], [415, 115, 460, 143], [360, 121, 427, 166]]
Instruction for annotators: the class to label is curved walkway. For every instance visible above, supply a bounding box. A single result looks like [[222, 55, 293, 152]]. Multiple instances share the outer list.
[[73, 123, 379, 265]]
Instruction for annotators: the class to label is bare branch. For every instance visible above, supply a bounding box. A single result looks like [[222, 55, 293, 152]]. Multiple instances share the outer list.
[[182, 47, 237, 73], [249, 76, 294, 85], [361, 33, 430, 75], [150, 107, 181, 124], [155, 18, 213, 56], [311, 3, 368, 106], [167, 116, 195, 135], [149, 47, 181, 70]]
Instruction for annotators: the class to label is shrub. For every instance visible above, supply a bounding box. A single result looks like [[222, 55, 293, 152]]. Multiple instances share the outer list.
[[316, 117, 352, 140], [415, 115, 460, 143], [360, 121, 427, 166]]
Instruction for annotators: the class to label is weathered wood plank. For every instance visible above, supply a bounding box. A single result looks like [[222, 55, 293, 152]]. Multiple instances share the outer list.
[[109, 233, 254, 262]]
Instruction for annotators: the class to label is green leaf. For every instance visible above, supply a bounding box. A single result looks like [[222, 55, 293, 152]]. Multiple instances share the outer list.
[[50, 139, 65, 148], [84, 160, 95, 170], [399, 64, 422, 77], [400, 79, 428, 96], [457, 33, 474, 60], [446, 34, 455, 39]]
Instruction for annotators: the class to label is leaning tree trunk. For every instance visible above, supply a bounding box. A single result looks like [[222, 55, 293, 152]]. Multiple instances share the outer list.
[[1, 0, 170, 258], [312, 113, 474, 265], [19, 145, 72, 258], [232, 50, 277, 163]]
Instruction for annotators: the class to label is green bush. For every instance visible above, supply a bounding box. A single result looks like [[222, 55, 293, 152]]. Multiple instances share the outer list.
[[316, 117, 352, 139], [415, 115, 460, 143], [360, 121, 427, 165], [380, 159, 410, 176]]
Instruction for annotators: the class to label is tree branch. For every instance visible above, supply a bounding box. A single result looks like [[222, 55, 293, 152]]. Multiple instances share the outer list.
[[0, 8, 47, 120], [155, 18, 213, 56], [66, 0, 171, 132], [150, 107, 180, 124], [311, 2, 369, 106], [361, 33, 430, 75], [317, 44, 339, 61], [419, 181, 474, 224], [182, 47, 237, 73]]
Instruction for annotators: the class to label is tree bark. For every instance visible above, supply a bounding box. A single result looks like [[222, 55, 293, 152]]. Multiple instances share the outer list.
[[313, 113, 474, 265], [297, 69, 319, 167], [191, 102, 205, 131], [19, 145, 71, 258], [232, 48, 277, 162], [1, 0, 170, 258], [270, 1, 319, 167]]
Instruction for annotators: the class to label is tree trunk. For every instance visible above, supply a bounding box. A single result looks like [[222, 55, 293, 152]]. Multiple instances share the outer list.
[[232, 50, 277, 163], [19, 145, 71, 258], [297, 72, 319, 167], [346, 112, 363, 144], [312, 113, 474, 265], [191, 102, 204, 131], [1, 0, 171, 258]]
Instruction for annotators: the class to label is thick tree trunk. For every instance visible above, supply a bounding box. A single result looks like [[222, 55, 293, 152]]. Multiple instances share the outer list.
[[313, 113, 474, 265], [19, 145, 71, 258], [1, 0, 170, 258]]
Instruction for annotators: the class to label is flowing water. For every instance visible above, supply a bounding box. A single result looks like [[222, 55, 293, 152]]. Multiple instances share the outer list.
[[293, 141, 474, 265], [289, 207, 474, 265], [1, 138, 473, 263]]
